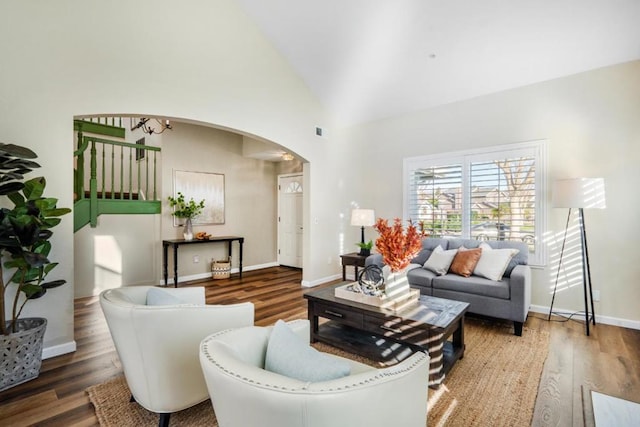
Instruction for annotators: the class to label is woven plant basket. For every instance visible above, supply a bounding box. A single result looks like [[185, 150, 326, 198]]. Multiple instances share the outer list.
[[211, 257, 231, 280], [1, 317, 47, 392]]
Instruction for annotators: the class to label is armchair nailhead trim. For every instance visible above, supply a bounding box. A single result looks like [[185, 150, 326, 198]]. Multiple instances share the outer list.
[[201, 328, 429, 392]]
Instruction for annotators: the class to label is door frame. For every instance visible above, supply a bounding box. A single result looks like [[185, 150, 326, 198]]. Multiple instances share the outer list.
[[277, 173, 303, 268]]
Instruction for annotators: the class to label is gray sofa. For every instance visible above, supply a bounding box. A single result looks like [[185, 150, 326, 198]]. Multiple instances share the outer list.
[[366, 237, 531, 336]]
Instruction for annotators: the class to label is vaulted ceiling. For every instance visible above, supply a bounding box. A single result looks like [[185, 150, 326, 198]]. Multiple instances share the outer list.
[[237, 1, 640, 125]]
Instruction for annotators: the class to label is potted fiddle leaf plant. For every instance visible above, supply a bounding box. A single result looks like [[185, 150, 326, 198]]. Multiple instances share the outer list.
[[0, 142, 71, 391], [167, 192, 205, 241]]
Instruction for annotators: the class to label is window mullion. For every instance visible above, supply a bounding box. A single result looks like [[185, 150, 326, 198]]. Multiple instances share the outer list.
[[461, 156, 471, 238]]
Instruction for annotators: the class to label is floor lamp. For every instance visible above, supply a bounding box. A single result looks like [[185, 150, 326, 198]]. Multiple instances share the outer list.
[[549, 177, 606, 336], [351, 209, 375, 255]]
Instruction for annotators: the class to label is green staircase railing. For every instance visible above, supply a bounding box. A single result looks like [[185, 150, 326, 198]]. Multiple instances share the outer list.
[[74, 120, 161, 231], [74, 118, 126, 139]]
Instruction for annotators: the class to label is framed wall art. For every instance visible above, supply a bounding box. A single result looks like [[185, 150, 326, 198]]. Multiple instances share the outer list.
[[173, 170, 225, 225]]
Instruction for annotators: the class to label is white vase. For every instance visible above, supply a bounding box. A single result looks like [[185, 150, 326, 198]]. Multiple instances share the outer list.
[[382, 265, 411, 301], [183, 218, 193, 241]]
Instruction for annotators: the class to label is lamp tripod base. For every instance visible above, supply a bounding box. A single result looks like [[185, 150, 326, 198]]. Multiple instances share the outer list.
[[548, 208, 596, 336]]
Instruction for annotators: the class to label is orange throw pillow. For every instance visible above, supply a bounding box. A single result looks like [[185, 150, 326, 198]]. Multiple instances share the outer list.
[[449, 247, 482, 277]]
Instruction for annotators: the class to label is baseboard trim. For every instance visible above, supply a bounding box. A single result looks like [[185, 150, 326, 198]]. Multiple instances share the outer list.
[[160, 262, 341, 288], [238, 262, 280, 273], [301, 273, 342, 288], [43, 340, 77, 360], [529, 304, 640, 330], [160, 262, 280, 285]]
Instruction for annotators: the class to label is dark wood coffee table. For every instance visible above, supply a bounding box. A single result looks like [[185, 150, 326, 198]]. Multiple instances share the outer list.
[[304, 282, 469, 387]]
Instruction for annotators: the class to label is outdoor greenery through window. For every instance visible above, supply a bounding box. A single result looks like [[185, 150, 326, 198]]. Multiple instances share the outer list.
[[404, 141, 546, 265]]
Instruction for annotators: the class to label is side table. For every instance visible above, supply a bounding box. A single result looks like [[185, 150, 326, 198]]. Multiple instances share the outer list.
[[339, 252, 368, 281]]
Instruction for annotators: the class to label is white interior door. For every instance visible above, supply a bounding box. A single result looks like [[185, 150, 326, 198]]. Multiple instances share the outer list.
[[278, 174, 303, 268]]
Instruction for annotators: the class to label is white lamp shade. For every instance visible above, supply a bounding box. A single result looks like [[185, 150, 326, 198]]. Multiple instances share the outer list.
[[350, 209, 376, 227], [552, 178, 606, 209]]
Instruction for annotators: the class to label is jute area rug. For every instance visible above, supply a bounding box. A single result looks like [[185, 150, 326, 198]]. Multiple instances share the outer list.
[[87, 318, 549, 426]]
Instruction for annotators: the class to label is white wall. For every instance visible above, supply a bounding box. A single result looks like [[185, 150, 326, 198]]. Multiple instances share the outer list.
[[74, 214, 161, 297], [0, 0, 340, 355], [341, 60, 640, 324]]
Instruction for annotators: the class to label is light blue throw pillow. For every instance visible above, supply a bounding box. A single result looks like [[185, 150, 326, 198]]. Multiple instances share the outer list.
[[264, 320, 350, 382], [146, 288, 184, 306]]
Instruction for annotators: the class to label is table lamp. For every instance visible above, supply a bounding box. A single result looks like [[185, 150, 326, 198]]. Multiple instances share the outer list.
[[351, 209, 375, 255]]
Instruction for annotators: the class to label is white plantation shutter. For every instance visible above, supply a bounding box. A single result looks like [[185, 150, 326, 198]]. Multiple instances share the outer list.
[[404, 141, 546, 266], [470, 156, 536, 243], [406, 164, 463, 236]]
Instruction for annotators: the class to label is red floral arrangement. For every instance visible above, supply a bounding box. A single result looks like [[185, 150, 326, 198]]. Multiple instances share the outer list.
[[374, 218, 424, 272]]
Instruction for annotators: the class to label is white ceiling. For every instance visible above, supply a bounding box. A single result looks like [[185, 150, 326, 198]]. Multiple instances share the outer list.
[[237, 0, 640, 125]]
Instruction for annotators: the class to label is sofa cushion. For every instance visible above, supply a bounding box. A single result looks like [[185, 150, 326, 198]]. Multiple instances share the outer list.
[[447, 238, 481, 250], [448, 238, 528, 277], [422, 237, 450, 251], [473, 243, 519, 281], [407, 267, 439, 287], [449, 247, 482, 277], [265, 320, 350, 382], [411, 237, 450, 265], [484, 240, 528, 277], [410, 250, 430, 266], [422, 246, 458, 276], [432, 275, 510, 300]]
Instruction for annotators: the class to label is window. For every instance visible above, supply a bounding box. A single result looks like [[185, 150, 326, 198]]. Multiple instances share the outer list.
[[404, 141, 546, 266], [284, 181, 303, 193], [135, 137, 145, 161]]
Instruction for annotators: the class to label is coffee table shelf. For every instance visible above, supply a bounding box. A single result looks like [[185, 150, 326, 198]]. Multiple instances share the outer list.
[[305, 282, 469, 387], [317, 322, 462, 376]]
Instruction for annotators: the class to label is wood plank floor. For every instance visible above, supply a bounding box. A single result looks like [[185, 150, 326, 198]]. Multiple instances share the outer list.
[[0, 266, 638, 426]]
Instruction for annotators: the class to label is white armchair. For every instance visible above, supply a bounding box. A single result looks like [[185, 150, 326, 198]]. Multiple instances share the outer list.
[[199, 319, 430, 427], [99, 286, 254, 427]]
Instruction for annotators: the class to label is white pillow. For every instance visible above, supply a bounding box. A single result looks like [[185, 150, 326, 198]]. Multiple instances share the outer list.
[[473, 243, 519, 281], [422, 245, 458, 276], [146, 288, 184, 305], [265, 320, 350, 382]]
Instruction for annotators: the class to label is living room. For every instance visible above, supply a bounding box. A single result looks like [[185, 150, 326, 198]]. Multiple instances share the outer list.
[[1, 1, 639, 426]]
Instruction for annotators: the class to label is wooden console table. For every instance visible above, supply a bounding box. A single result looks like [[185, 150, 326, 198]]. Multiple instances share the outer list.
[[162, 236, 244, 287]]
